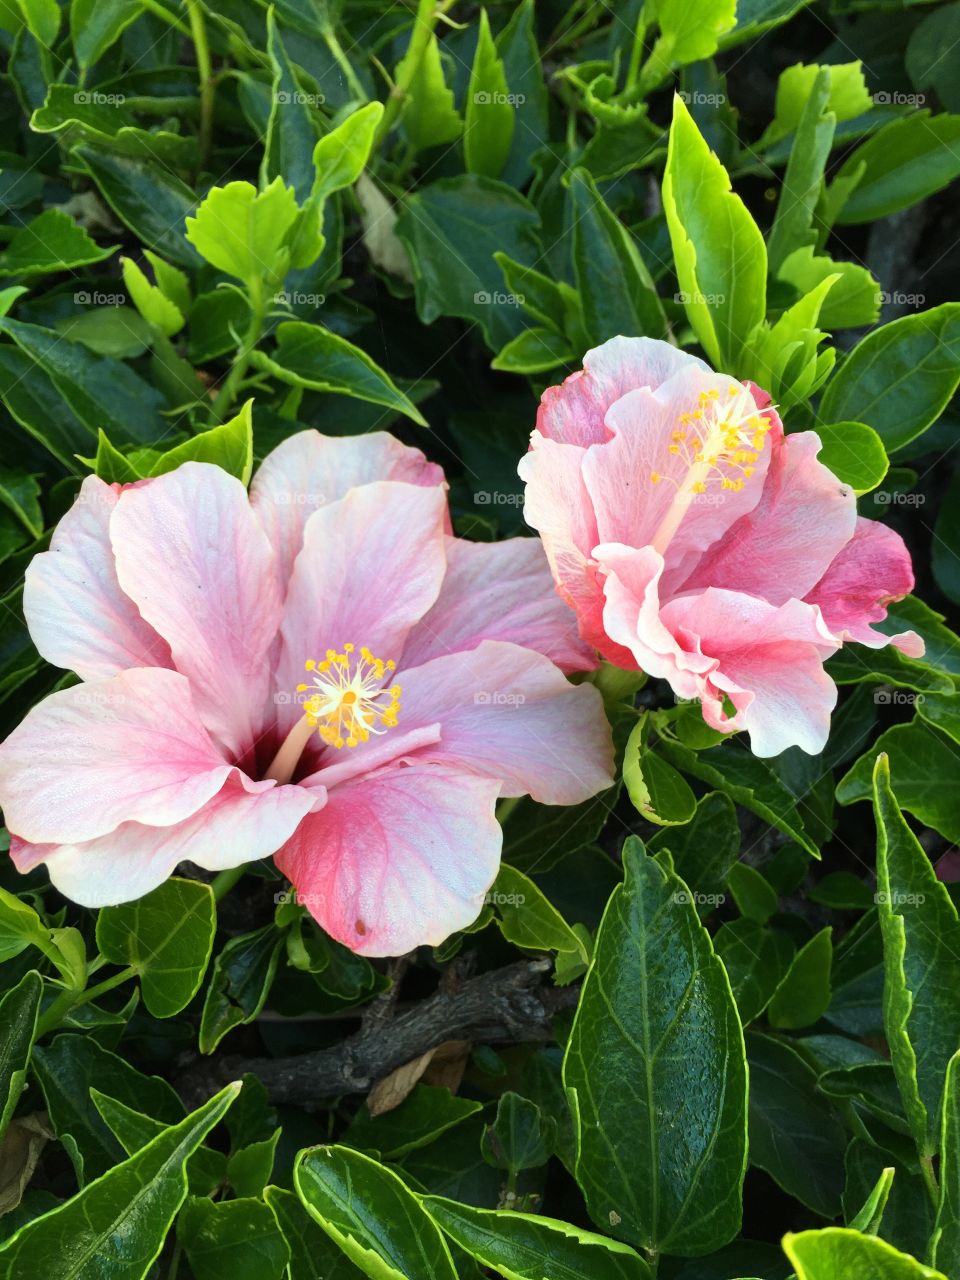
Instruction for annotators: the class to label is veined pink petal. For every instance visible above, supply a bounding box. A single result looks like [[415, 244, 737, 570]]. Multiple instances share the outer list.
[[12, 774, 320, 907], [366, 640, 614, 804], [661, 590, 839, 757], [110, 463, 283, 759], [805, 516, 924, 656], [274, 481, 447, 727], [250, 429, 446, 586], [399, 536, 596, 674], [23, 475, 172, 680], [582, 366, 776, 576], [275, 762, 502, 956], [537, 337, 708, 446], [670, 431, 857, 602], [0, 668, 247, 844]]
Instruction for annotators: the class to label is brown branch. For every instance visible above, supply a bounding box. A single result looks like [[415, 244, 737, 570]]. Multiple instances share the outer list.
[[178, 958, 576, 1108]]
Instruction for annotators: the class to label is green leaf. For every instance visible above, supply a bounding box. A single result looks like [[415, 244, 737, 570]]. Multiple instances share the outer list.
[[663, 93, 766, 370], [647, 791, 740, 917], [838, 722, 960, 844], [78, 429, 143, 484], [11, 0, 58, 49], [186, 178, 299, 287], [0, 971, 41, 1140], [262, 10, 317, 202], [423, 1196, 652, 1280], [847, 1164, 895, 1235], [562, 838, 747, 1255], [568, 168, 666, 345], [747, 1032, 846, 1217], [343, 1086, 482, 1161], [311, 102, 384, 205], [199, 924, 285, 1054], [95, 877, 216, 1019], [399, 36, 461, 151], [657, 736, 819, 856], [873, 754, 960, 1158], [464, 10, 514, 180], [120, 256, 183, 337], [227, 1132, 281, 1199], [491, 863, 588, 962], [814, 422, 888, 494], [481, 1093, 555, 1174], [777, 245, 880, 330], [0, 1083, 240, 1279], [783, 1227, 947, 1279], [55, 307, 152, 360], [819, 304, 960, 452], [759, 62, 870, 149], [625, 733, 697, 827], [0, 208, 115, 275], [646, 0, 736, 71], [70, 0, 141, 71], [294, 1144, 458, 1280], [714, 920, 794, 1024], [491, 327, 573, 374], [933, 1051, 960, 1272], [178, 1195, 290, 1280], [251, 321, 426, 425], [726, 862, 778, 924], [91, 1091, 227, 1197], [767, 68, 834, 274], [395, 175, 540, 350], [148, 399, 254, 483], [832, 113, 960, 225], [265, 1185, 365, 1279], [495, 0, 549, 186], [0, 467, 42, 537], [768, 927, 833, 1029]]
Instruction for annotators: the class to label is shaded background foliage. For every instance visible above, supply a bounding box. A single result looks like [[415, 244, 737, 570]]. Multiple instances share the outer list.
[[1, 0, 960, 1277]]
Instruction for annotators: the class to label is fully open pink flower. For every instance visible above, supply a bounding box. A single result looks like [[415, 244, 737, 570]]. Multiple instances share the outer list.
[[520, 337, 923, 757], [0, 431, 613, 955]]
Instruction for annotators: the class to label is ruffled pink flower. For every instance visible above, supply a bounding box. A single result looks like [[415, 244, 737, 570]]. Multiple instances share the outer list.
[[0, 431, 613, 956], [520, 337, 923, 757]]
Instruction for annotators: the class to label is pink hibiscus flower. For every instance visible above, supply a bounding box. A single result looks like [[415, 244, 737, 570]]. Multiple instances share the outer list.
[[0, 431, 613, 956], [520, 337, 922, 758]]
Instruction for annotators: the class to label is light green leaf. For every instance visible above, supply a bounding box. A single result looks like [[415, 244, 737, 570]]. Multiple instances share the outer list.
[[148, 399, 254, 483], [663, 94, 766, 369], [767, 68, 834, 274], [491, 327, 573, 374], [778, 245, 880, 330], [624, 723, 697, 826], [491, 863, 587, 962], [0, 971, 42, 1140], [423, 1196, 652, 1280], [250, 321, 426, 425], [96, 877, 217, 1019], [294, 1145, 458, 1280], [646, 0, 736, 72], [768, 927, 833, 1029], [832, 113, 960, 224], [933, 1051, 960, 1272], [312, 102, 384, 205], [399, 35, 461, 151], [563, 838, 747, 1254], [759, 61, 871, 149], [120, 256, 183, 337], [185, 178, 299, 287], [784, 1227, 947, 1279], [464, 10, 514, 179], [872, 754, 960, 1158], [0, 1083, 239, 1279], [814, 422, 888, 494]]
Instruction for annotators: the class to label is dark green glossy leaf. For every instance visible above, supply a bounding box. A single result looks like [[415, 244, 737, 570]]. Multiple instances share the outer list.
[[178, 1195, 290, 1280], [0, 971, 41, 1139]]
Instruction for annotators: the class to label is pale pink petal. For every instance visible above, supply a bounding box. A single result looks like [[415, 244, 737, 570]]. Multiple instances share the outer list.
[[109, 463, 283, 759], [581, 367, 777, 579], [399, 536, 596, 674], [357, 640, 614, 804], [593, 543, 715, 696], [303, 724, 442, 792], [274, 482, 448, 728], [669, 431, 857, 602], [661, 591, 839, 756], [0, 668, 244, 844], [537, 337, 708, 446], [250, 430, 446, 586], [805, 517, 924, 656], [275, 763, 502, 956], [23, 476, 171, 680], [12, 774, 320, 907]]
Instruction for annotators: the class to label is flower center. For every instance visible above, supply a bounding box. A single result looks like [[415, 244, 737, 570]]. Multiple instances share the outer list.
[[296, 644, 401, 750], [648, 385, 773, 556]]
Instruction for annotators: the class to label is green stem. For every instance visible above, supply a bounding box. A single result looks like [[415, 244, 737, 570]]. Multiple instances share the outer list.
[[324, 26, 367, 101], [139, 0, 192, 38], [624, 11, 648, 92], [36, 965, 138, 1037], [921, 1153, 941, 1211], [213, 279, 266, 421], [186, 0, 215, 171], [211, 865, 246, 901], [372, 0, 442, 150], [166, 1239, 183, 1280]]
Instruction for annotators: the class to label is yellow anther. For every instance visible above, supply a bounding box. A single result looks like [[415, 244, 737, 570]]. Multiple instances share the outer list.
[[305, 659, 316, 671]]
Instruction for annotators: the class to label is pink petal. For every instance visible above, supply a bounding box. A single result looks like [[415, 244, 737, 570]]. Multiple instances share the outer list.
[[399, 536, 596, 674], [250, 429, 446, 586], [275, 763, 502, 956], [537, 337, 708, 446], [274, 481, 448, 727], [805, 516, 923, 656], [670, 431, 857, 603], [0, 668, 245, 844], [661, 591, 839, 756], [12, 774, 319, 907], [581, 367, 777, 580], [370, 640, 614, 804], [23, 476, 172, 680], [109, 463, 283, 759]]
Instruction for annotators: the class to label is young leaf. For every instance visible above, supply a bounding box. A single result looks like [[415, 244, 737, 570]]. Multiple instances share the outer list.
[[491, 863, 587, 961], [783, 1227, 947, 1279], [562, 838, 747, 1255], [312, 102, 385, 205], [148, 400, 254, 484], [932, 1051, 960, 1273], [464, 10, 514, 180], [480, 1093, 556, 1174], [185, 178, 299, 287], [120, 256, 184, 337], [399, 36, 461, 151]]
